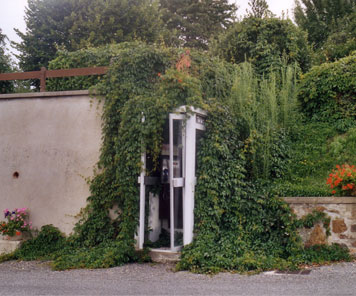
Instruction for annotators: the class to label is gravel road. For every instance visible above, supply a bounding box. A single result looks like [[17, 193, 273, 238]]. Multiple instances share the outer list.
[[0, 260, 356, 295]]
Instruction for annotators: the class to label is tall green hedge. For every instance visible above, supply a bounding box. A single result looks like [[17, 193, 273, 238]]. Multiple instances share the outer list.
[[298, 53, 356, 129]]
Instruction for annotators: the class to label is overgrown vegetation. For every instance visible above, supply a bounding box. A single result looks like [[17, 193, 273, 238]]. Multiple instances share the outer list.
[[1, 42, 352, 273]]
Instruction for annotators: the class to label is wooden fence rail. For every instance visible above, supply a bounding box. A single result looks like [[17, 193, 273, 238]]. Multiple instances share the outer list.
[[0, 66, 108, 92]]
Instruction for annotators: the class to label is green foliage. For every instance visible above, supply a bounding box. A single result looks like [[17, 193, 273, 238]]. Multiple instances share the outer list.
[[9, 42, 351, 272], [52, 240, 137, 270], [160, 0, 237, 49], [298, 53, 356, 123], [293, 244, 351, 265], [228, 62, 297, 180], [295, 210, 331, 236], [12, 225, 66, 261], [212, 17, 312, 74], [294, 0, 356, 50], [0, 29, 13, 93], [315, 10, 356, 64], [68, 0, 163, 50], [47, 43, 139, 91], [0, 208, 31, 237], [15, 0, 237, 78], [271, 116, 356, 197], [14, 0, 74, 74], [14, 0, 163, 77], [246, 0, 273, 18], [177, 106, 303, 273]]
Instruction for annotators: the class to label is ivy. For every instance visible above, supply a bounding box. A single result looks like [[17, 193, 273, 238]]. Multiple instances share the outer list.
[[295, 210, 331, 237], [8, 42, 350, 271]]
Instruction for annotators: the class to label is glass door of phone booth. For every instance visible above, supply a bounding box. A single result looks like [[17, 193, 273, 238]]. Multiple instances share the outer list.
[[169, 113, 185, 250], [138, 106, 206, 252]]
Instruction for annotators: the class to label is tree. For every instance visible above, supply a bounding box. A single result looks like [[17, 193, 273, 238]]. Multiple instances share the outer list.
[[294, 0, 356, 49], [316, 10, 356, 63], [212, 17, 312, 74], [14, 0, 163, 73], [68, 0, 163, 50], [159, 0, 237, 49], [0, 29, 13, 93], [246, 0, 273, 18], [14, 0, 74, 72]]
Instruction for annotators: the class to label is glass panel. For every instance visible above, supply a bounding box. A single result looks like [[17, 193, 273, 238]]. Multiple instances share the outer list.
[[173, 120, 183, 178], [195, 129, 205, 176], [173, 187, 183, 247]]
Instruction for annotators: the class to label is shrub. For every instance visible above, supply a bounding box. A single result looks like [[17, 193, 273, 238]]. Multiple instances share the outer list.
[[298, 53, 356, 125], [212, 17, 311, 74], [13, 225, 66, 261]]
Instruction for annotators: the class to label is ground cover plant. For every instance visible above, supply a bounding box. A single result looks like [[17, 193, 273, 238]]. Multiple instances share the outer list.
[[1, 43, 352, 272], [272, 53, 356, 197]]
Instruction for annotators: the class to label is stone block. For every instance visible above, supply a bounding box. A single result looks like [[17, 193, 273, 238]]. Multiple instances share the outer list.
[[306, 224, 327, 247], [315, 206, 326, 212], [351, 225, 356, 232], [328, 209, 340, 214], [332, 219, 347, 233], [339, 234, 348, 239], [351, 205, 356, 219]]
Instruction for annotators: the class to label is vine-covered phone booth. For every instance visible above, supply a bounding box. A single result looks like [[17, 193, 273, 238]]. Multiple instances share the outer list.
[[137, 106, 206, 252]]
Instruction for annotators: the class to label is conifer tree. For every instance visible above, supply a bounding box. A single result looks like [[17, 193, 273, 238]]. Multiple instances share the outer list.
[[246, 0, 273, 18], [0, 29, 13, 93], [294, 0, 356, 48], [160, 0, 237, 49]]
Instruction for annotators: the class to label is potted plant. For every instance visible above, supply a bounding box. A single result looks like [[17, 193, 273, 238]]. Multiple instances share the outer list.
[[0, 208, 32, 240]]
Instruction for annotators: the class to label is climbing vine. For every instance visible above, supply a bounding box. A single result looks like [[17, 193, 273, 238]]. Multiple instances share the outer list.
[[4, 42, 350, 271]]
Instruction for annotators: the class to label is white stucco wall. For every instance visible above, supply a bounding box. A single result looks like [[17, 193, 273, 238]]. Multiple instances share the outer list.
[[0, 91, 102, 235]]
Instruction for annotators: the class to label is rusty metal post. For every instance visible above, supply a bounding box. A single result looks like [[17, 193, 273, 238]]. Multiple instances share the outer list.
[[40, 67, 46, 92]]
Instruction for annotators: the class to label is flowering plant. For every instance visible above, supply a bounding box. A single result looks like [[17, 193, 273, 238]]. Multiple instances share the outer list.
[[327, 164, 356, 196], [0, 208, 32, 237]]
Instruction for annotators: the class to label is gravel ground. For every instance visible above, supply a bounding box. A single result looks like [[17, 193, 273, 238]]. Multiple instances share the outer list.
[[0, 260, 356, 295]]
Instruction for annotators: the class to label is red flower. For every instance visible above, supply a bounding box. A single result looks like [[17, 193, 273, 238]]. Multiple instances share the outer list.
[[157, 72, 161, 77], [332, 190, 336, 194], [15, 231, 21, 236]]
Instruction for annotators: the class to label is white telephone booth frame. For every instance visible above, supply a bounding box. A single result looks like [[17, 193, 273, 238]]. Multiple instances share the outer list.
[[137, 106, 206, 252]]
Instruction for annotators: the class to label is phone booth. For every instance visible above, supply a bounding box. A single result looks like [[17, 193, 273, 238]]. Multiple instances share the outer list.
[[137, 106, 206, 252]]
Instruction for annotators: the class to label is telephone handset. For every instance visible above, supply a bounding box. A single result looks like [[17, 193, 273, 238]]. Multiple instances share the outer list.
[[161, 158, 169, 184]]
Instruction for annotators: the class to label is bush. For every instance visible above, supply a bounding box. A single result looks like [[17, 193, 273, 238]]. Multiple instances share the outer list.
[[298, 53, 356, 124], [212, 17, 311, 74], [12, 225, 66, 261]]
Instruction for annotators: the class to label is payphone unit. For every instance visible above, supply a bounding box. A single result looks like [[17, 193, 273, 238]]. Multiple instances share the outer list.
[[137, 106, 206, 252]]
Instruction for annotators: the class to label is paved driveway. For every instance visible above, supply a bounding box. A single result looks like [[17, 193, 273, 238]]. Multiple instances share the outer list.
[[0, 260, 355, 295]]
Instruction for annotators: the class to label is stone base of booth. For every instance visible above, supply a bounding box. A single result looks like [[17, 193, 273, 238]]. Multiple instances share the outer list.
[[284, 197, 356, 254], [148, 249, 180, 263]]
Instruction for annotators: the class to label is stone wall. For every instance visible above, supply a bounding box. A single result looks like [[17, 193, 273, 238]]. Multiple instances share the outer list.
[[284, 197, 356, 255], [0, 91, 102, 235]]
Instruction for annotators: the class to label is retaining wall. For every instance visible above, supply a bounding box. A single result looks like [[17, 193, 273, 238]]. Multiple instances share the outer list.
[[0, 91, 102, 235], [284, 197, 356, 254]]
